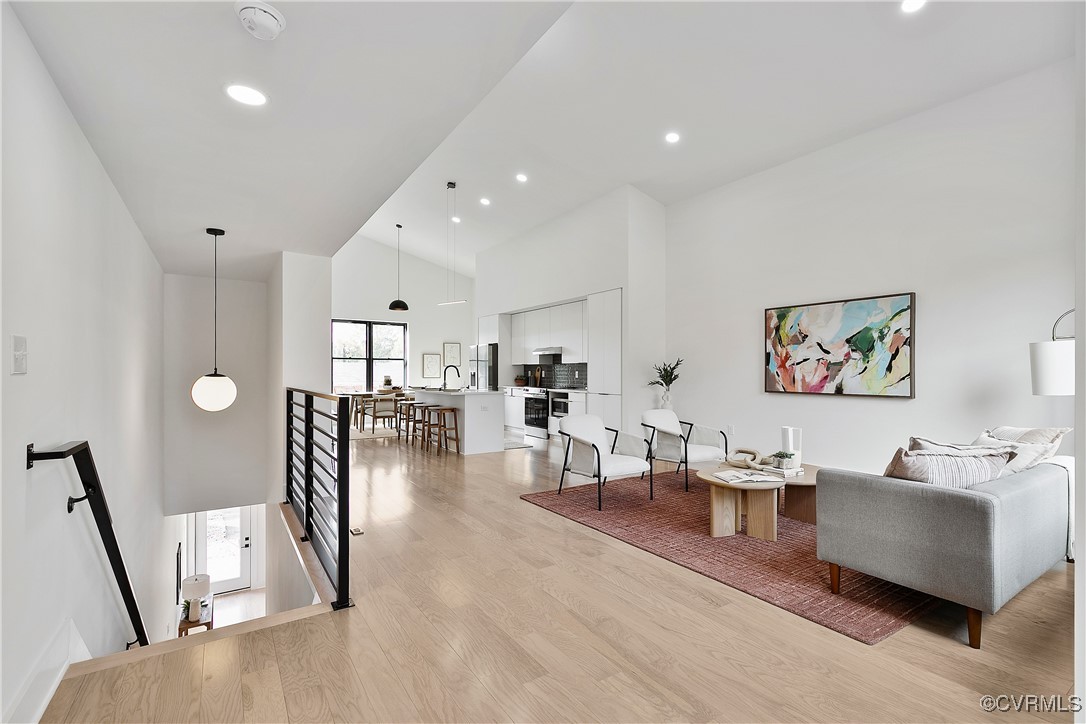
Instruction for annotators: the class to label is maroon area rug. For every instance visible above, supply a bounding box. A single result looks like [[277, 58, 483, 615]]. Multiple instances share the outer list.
[[521, 470, 937, 645]]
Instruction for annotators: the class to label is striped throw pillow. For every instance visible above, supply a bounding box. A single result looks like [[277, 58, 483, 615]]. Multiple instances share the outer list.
[[884, 447, 1014, 488]]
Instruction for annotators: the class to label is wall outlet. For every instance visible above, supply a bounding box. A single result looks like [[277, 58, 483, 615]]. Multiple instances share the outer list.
[[480, 405, 489, 412], [575, 371, 579, 379], [724, 425, 736, 436], [11, 335, 27, 374]]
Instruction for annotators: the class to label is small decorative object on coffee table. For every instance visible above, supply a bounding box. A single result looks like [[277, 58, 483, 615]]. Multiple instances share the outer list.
[[770, 451, 798, 469]]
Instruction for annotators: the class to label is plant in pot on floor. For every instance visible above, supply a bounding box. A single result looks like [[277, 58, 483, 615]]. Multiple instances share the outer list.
[[648, 358, 683, 410]]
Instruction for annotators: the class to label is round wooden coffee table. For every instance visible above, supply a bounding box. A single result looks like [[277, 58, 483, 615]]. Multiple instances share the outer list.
[[696, 465, 785, 541]]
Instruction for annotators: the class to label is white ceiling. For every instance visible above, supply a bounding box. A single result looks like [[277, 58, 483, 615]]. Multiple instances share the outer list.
[[11, 1, 569, 280], [356, 1, 1076, 276]]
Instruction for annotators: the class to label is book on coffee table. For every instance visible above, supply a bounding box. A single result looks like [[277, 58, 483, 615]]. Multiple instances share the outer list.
[[713, 470, 781, 484], [763, 466, 803, 477]]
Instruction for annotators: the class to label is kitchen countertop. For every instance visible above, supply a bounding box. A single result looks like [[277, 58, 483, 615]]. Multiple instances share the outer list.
[[411, 388, 503, 396]]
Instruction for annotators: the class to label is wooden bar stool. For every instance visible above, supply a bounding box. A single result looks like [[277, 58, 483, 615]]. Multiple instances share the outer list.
[[411, 404, 437, 447], [397, 400, 418, 438], [426, 407, 461, 454]]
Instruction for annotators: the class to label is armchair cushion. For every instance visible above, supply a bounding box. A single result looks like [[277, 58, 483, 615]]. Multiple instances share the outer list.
[[599, 454, 651, 478], [685, 443, 727, 464]]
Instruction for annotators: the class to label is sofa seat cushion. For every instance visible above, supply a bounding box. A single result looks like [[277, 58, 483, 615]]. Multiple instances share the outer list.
[[884, 447, 1013, 488]]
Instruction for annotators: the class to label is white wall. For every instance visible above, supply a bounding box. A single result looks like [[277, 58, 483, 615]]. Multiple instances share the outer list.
[[331, 234, 475, 386], [163, 274, 269, 515], [1073, 5, 1085, 703], [475, 186, 630, 317], [666, 61, 1077, 473], [624, 188, 667, 431], [1, 7, 181, 718], [264, 252, 332, 613]]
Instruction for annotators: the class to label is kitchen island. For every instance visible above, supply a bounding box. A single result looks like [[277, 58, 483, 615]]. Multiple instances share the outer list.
[[410, 389, 506, 455]]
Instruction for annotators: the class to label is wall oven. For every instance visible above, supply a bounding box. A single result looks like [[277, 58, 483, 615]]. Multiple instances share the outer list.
[[524, 391, 549, 439]]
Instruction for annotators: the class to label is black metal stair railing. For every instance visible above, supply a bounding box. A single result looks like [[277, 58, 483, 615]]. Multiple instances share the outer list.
[[285, 388, 353, 610], [26, 441, 150, 648]]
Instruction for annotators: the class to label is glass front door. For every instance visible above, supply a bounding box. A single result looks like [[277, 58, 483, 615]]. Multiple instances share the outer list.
[[194, 506, 252, 594]]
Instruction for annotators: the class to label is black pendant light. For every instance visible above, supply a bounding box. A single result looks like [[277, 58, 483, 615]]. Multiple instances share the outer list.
[[191, 228, 237, 412], [389, 223, 409, 311]]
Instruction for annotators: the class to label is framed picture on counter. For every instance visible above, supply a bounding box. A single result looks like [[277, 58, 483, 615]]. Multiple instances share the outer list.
[[443, 342, 461, 368], [422, 353, 441, 378]]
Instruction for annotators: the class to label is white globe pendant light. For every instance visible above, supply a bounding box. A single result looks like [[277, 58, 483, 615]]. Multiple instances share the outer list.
[[191, 228, 237, 412]]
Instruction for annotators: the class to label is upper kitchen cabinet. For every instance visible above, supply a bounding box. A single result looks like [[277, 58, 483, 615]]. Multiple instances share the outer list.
[[478, 314, 499, 346], [525, 308, 549, 354], [511, 313, 526, 365], [551, 302, 585, 363], [587, 289, 622, 394]]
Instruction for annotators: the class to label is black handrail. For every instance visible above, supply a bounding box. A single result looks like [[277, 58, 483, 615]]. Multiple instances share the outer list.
[[26, 441, 150, 648], [284, 388, 353, 610]]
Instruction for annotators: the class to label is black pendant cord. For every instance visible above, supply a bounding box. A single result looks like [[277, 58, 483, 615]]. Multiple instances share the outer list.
[[396, 225, 401, 298], [213, 233, 218, 374]]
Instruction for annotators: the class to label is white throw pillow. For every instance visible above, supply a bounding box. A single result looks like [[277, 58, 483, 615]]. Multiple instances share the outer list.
[[987, 426, 1071, 445], [972, 431, 1058, 474]]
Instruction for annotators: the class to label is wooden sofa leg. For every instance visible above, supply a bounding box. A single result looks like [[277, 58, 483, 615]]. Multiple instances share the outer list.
[[829, 563, 840, 594], [966, 607, 982, 649]]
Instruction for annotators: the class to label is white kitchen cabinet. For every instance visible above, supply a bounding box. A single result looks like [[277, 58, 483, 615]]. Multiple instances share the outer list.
[[567, 391, 587, 417], [504, 389, 525, 429], [526, 308, 550, 354], [478, 315, 499, 346], [511, 313, 526, 365], [587, 289, 622, 394], [586, 393, 622, 431], [553, 302, 585, 363]]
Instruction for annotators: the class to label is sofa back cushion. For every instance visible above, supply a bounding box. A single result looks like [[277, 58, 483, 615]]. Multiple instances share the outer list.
[[910, 435, 1054, 476], [884, 447, 1014, 488], [988, 426, 1071, 445]]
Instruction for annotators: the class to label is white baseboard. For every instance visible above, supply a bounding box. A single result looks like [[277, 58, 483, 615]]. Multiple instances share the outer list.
[[4, 619, 88, 723]]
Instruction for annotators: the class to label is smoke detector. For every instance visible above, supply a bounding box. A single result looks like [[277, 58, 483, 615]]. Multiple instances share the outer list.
[[235, 1, 285, 41]]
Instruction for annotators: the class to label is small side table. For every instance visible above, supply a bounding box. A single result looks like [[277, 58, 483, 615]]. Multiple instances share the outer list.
[[782, 464, 822, 525], [177, 593, 214, 637]]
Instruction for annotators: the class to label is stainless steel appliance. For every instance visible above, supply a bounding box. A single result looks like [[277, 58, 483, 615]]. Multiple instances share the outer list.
[[469, 343, 499, 391], [550, 393, 569, 418], [523, 388, 549, 438]]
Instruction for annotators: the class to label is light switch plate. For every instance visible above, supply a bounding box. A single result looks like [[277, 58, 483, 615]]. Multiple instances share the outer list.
[[725, 425, 736, 436], [11, 336, 27, 374]]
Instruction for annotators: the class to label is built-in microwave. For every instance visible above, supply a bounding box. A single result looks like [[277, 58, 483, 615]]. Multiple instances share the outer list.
[[550, 396, 569, 417]]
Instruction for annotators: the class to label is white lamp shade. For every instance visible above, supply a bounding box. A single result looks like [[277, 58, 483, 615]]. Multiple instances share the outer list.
[[1029, 340, 1075, 396], [191, 373, 237, 412], [181, 574, 211, 600]]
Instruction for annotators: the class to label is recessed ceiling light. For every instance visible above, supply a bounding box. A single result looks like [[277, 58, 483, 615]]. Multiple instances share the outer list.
[[901, 0, 926, 13], [225, 84, 267, 106], [480, 198, 491, 206], [665, 132, 681, 144], [515, 173, 528, 183], [451, 216, 461, 223]]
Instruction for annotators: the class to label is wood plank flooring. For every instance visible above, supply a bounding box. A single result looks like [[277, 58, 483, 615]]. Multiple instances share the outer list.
[[43, 436, 1075, 723]]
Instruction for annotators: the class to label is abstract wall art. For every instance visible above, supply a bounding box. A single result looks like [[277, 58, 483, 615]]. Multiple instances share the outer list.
[[765, 292, 914, 398]]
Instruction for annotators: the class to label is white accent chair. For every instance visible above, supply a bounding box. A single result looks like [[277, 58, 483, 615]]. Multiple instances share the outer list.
[[558, 415, 652, 511], [641, 409, 729, 491]]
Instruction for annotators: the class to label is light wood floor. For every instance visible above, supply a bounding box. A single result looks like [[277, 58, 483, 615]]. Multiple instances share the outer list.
[[44, 435, 1074, 723]]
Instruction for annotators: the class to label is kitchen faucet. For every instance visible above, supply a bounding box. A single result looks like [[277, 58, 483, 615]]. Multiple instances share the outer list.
[[441, 365, 461, 391]]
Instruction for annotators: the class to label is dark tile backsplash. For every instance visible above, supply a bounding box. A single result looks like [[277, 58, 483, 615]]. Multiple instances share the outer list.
[[519, 363, 587, 389]]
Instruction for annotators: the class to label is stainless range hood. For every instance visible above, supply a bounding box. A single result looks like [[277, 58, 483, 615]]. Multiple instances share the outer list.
[[531, 346, 563, 356]]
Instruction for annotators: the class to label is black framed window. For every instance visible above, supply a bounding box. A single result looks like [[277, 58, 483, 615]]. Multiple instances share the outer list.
[[331, 320, 407, 393]]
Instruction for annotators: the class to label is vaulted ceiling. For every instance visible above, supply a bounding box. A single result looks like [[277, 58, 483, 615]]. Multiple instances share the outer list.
[[12, 1, 569, 279], [12, 2, 1076, 280]]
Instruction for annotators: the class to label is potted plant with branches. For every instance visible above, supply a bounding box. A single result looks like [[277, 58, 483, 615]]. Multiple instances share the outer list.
[[648, 358, 684, 409]]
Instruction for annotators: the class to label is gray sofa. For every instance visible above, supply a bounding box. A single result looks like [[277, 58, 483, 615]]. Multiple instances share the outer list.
[[816, 464, 1070, 648]]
